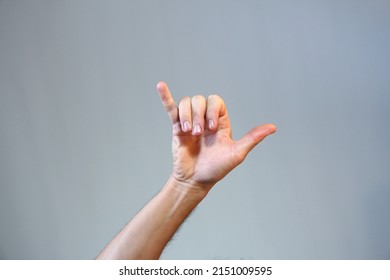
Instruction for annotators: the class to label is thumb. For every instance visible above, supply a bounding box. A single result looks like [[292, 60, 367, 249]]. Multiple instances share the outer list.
[[235, 124, 277, 160]]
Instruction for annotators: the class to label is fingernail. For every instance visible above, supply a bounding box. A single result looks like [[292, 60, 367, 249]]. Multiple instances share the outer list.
[[193, 124, 202, 134], [208, 119, 215, 129], [183, 121, 191, 132]]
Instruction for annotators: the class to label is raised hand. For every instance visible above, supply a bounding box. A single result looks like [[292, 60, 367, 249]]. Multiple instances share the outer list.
[[97, 82, 276, 260], [157, 81, 276, 191]]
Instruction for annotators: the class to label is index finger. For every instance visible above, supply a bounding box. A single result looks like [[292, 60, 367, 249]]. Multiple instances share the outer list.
[[157, 81, 179, 124], [206, 94, 228, 131]]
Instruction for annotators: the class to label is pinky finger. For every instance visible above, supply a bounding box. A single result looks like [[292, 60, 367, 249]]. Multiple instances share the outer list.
[[157, 81, 179, 124]]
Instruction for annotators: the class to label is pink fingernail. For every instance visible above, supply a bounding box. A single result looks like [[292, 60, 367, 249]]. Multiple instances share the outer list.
[[183, 121, 191, 132], [208, 119, 215, 129], [193, 124, 202, 134]]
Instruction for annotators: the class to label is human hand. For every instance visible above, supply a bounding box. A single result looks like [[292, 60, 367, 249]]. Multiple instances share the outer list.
[[157, 81, 276, 191]]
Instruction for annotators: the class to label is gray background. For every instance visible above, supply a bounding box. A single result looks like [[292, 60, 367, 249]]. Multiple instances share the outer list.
[[0, 0, 389, 259]]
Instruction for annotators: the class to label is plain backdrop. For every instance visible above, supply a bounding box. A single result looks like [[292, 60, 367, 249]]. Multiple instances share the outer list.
[[0, 0, 389, 259]]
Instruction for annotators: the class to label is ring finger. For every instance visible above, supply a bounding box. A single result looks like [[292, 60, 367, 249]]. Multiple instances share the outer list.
[[178, 96, 192, 132]]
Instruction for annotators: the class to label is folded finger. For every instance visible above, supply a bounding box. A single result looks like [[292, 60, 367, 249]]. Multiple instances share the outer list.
[[191, 95, 207, 135], [206, 94, 226, 131], [178, 96, 192, 132]]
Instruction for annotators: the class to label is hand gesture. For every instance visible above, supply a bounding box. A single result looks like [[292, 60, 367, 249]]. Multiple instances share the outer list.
[[157, 81, 276, 190]]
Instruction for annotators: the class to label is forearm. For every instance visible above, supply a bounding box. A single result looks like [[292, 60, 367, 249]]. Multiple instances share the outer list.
[[96, 176, 210, 259], [96, 81, 275, 259]]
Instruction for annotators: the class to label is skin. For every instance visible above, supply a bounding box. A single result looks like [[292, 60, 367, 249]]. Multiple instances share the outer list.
[[96, 81, 276, 259]]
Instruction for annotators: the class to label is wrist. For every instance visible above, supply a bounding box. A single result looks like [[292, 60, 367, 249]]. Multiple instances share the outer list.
[[166, 175, 214, 202]]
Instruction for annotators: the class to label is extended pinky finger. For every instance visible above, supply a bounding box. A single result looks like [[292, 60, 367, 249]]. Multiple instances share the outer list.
[[157, 81, 179, 124]]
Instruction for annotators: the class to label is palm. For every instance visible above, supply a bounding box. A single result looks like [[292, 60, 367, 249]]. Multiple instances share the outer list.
[[171, 118, 239, 186]]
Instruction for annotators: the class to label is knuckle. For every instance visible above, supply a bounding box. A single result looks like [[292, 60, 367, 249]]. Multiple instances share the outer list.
[[208, 94, 221, 101], [207, 94, 225, 112], [191, 95, 206, 103], [166, 102, 176, 112], [179, 96, 191, 104]]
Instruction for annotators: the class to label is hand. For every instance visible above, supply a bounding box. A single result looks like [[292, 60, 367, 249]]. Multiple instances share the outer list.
[[157, 81, 276, 190]]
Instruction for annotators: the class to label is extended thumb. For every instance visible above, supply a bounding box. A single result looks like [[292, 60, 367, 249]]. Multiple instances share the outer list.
[[235, 124, 277, 158]]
